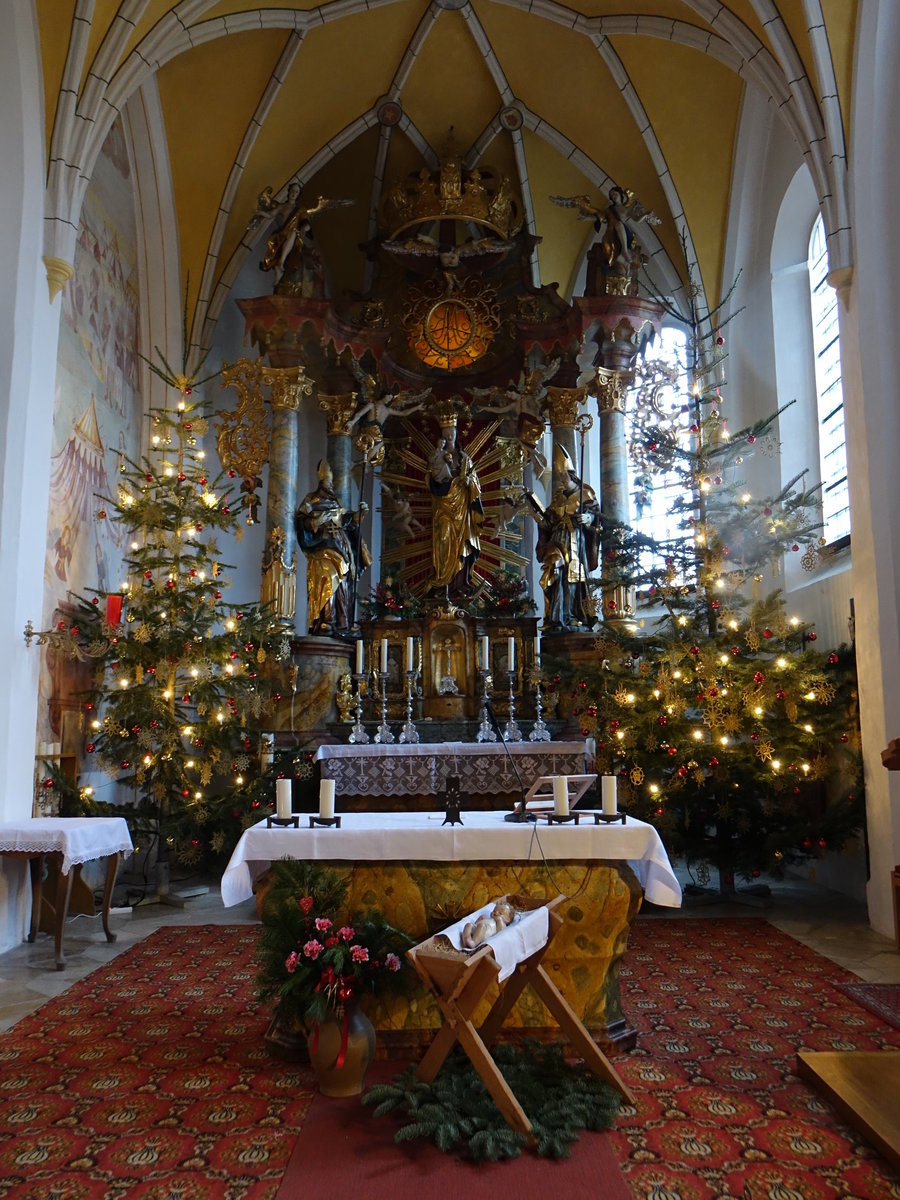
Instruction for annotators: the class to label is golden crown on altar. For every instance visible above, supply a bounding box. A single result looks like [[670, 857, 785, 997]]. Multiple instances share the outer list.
[[378, 151, 523, 240]]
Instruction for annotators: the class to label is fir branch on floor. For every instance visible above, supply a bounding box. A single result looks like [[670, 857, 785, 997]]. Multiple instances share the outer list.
[[362, 1041, 622, 1161]]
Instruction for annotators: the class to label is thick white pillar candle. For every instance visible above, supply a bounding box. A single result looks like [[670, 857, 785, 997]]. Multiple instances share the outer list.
[[507, 636, 516, 670], [319, 777, 336, 820], [275, 778, 291, 820], [481, 635, 490, 670], [355, 639, 364, 674], [602, 775, 618, 816], [553, 774, 569, 817], [406, 636, 414, 671], [533, 635, 541, 664], [380, 637, 388, 673]]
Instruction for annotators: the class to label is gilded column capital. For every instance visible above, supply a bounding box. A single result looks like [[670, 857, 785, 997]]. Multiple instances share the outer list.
[[593, 366, 632, 414], [318, 391, 358, 436], [544, 385, 586, 429], [261, 364, 314, 411]]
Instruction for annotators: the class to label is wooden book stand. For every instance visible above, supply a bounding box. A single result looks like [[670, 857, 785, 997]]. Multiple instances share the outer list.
[[407, 894, 635, 1141]]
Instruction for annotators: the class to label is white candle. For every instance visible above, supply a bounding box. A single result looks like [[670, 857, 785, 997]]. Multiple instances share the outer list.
[[319, 777, 336, 820], [602, 775, 618, 816], [275, 778, 291, 820], [533, 635, 541, 664], [355, 639, 364, 674], [481, 635, 490, 670], [507, 636, 516, 670], [380, 637, 388, 673], [553, 774, 569, 817], [406, 636, 414, 671]]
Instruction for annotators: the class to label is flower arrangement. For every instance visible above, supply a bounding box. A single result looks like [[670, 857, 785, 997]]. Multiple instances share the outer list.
[[470, 568, 537, 618], [256, 860, 411, 1027], [359, 576, 423, 620]]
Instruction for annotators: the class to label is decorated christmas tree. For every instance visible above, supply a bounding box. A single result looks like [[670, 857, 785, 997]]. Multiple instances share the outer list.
[[568, 294, 863, 893], [35, 363, 299, 876]]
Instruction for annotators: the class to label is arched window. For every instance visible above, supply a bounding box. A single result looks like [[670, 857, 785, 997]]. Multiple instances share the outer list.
[[628, 324, 691, 570], [808, 214, 850, 544]]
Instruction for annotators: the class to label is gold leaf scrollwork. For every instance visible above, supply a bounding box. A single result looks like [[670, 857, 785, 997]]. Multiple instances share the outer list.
[[218, 358, 272, 479]]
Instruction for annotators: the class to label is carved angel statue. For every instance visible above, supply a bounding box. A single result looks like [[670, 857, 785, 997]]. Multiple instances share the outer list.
[[379, 481, 424, 538], [471, 358, 561, 417], [551, 188, 660, 274], [349, 378, 433, 429], [260, 187, 353, 286]]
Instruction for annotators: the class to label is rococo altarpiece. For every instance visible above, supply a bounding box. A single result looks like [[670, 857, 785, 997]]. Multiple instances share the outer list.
[[215, 141, 665, 740]]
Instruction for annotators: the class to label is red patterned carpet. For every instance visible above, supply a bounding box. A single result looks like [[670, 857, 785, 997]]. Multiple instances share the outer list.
[[2, 918, 900, 1199], [0, 926, 314, 1199], [611, 917, 900, 1199], [834, 982, 900, 1031]]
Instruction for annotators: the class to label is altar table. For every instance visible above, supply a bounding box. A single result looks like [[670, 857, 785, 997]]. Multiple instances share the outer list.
[[0, 818, 133, 969], [222, 810, 680, 1049], [315, 741, 588, 801]]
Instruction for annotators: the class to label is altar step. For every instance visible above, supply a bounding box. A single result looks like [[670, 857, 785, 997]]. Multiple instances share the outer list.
[[797, 1050, 900, 1172]]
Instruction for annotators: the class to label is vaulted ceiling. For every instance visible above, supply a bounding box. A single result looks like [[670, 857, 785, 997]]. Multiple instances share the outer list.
[[36, 0, 856, 357]]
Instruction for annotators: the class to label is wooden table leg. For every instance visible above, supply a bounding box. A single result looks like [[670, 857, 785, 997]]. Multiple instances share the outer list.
[[53, 856, 74, 970], [27, 855, 44, 944], [100, 853, 119, 943]]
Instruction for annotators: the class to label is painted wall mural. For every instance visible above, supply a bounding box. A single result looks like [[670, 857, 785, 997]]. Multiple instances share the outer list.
[[38, 118, 142, 752]]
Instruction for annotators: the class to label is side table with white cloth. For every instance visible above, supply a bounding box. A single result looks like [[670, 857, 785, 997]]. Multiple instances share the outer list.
[[222, 810, 681, 1050], [0, 818, 133, 969]]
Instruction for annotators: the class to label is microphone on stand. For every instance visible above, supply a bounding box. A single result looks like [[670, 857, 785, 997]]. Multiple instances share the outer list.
[[484, 700, 535, 823]]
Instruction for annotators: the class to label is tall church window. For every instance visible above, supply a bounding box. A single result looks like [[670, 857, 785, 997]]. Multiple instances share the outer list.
[[808, 214, 850, 543], [628, 325, 691, 572]]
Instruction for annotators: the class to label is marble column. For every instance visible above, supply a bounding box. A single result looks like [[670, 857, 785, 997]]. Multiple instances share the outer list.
[[317, 392, 358, 511], [595, 366, 635, 626], [544, 386, 585, 494], [260, 365, 312, 624]]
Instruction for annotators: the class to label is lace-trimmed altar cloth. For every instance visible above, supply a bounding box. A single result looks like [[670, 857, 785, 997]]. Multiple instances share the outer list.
[[315, 741, 588, 797], [0, 817, 133, 875]]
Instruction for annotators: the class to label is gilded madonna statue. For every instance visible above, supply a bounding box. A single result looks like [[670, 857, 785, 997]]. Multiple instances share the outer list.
[[426, 413, 485, 598]]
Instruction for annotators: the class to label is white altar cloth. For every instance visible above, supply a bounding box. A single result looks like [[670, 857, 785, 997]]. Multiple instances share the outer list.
[[220, 810, 682, 909], [315, 741, 588, 797], [0, 817, 133, 875]]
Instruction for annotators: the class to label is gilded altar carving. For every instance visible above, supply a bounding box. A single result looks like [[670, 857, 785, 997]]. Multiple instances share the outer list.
[[593, 366, 632, 414], [543, 385, 586, 429], [318, 391, 357, 436]]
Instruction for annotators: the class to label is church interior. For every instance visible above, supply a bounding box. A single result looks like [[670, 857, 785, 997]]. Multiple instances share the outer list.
[[2, 0, 900, 1191]]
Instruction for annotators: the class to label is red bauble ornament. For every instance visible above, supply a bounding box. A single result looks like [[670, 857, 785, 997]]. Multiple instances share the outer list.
[[828, 652, 839, 664], [708, 757, 719, 767], [747, 435, 756, 443], [273, 693, 281, 703], [607, 599, 617, 611], [92, 597, 99, 605], [85, 702, 94, 710], [195, 524, 203, 532], [802, 838, 812, 850], [753, 672, 765, 684], [182, 788, 190, 797], [840, 733, 849, 743], [658, 714, 668, 725], [149, 720, 158, 729], [251, 800, 260, 809], [181, 693, 191, 703], [711, 600, 720, 610], [121, 761, 130, 770], [750, 731, 759, 741], [818, 837, 827, 849], [222, 506, 230, 515], [807, 631, 817, 641], [144, 570, 153, 579], [189, 568, 197, 578], [708, 686, 719, 697], [165, 580, 175, 590], [716, 335, 724, 346], [775, 689, 786, 699], [199, 477, 206, 485], [792, 544, 799, 552], [85, 742, 95, 753], [667, 746, 677, 756], [145, 474, 153, 482], [177, 472, 186, 483], [42, 778, 53, 790], [752, 868, 760, 878], [228, 469, 236, 478], [731, 646, 740, 656], [762, 628, 773, 639], [214, 591, 222, 600], [690, 423, 699, 433], [764, 507, 772, 517], [689, 645, 700, 656]]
